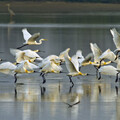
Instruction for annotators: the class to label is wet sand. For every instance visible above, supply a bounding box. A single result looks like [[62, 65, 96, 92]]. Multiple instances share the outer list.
[[1, 2, 120, 13]]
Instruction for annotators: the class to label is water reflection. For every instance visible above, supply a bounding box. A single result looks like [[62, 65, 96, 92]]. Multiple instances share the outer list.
[[0, 78, 119, 119]]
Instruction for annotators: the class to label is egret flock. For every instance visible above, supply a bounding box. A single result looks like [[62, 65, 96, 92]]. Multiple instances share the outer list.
[[0, 27, 120, 85]]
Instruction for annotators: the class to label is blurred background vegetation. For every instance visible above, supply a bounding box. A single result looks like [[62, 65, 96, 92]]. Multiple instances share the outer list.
[[0, 0, 120, 3]]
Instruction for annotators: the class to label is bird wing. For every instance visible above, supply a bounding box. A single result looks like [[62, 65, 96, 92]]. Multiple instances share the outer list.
[[24, 50, 40, 58], [65, 56, 78, 73], [76, 50, 85, 64], [71, 55, 79, 72], [10, 48, 22, 56], [0, 62, 16, 70], [90, 43, 102, 62], [110, 28, 120, 49], [82, 53, 93, 64], [22, 28, 32, 42], [99, 49, 116, 61], [25, 61, 39, 70], [16, 51, 25, 63], [27, 33, 40, 43]]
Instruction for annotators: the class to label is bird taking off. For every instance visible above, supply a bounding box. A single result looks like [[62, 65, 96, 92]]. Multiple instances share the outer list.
[[17, 28, 47, 49]]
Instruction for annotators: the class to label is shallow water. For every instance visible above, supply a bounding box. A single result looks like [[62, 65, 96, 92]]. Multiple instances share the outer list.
[[0, 10, 120, 120]]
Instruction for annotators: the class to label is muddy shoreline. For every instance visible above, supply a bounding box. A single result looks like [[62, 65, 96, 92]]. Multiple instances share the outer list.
[[0, 2, 120, 13]]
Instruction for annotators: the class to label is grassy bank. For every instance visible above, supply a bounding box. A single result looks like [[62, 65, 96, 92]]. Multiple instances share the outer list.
[[1, 2, 120, 13]]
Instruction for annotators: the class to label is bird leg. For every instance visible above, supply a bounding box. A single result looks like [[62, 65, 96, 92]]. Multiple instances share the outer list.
[[115, 86, 118, 96], [14, 73, 18, 83], [114, 50, 120, 60], [98, 72, 101, 80], [42, 73, 46, 84], [68, 76, 74, 86], [115, 72, 119, 82], [94, 66, 99, 78], [17, 44, 28, 49], [40, 72, 43, 76], [79, 67, 81, 71]]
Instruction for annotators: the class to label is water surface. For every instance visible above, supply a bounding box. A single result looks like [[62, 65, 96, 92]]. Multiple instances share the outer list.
[[0, 10, 120, 120]]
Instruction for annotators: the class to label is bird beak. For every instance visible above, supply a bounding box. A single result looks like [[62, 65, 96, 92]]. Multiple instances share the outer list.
[[43, 39, 48, 41]]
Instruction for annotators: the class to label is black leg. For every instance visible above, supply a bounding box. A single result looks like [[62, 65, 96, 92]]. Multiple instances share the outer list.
[[42, 73, 46, 84], [94, 66, 99, 78], [115, 73, 119, 82], [79, 67, 81, 71], [115, 86, 118, 96], [98, 72, 101, 80], [68, 76, 74, 86], [40, 72, 43, 76], [14, 73, 18, 83], [17, 44, 28, 49]]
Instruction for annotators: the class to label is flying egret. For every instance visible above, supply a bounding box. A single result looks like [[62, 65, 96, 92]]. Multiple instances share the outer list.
[[0, 60, 39, 83], [99, 49, 118, 63], [10, 48, 43, 63], [0, 62, 16, 74], [75, 50, 93, 70], [38, 55, 62, 69], [64, 48, 87, 85], [98, 65, 120, 82], [39, 59, 63, 84], [14, 60, 39, 83], [90, 43, 111, 77], [17, 28, 47, 49], [59, 48, 71, 62]]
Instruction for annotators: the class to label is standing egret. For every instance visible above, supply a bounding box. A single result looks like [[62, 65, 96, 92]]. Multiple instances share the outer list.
[[17, 28, 47, 49], [6, 4, 15, 21]]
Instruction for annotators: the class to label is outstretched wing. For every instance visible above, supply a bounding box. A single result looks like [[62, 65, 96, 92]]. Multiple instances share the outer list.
[[110, 28, 120, 49], [76, 50, 85, 64], [10, 48, 21, 56], [22, 28, 32, 42], [90, 43, 102, 62], [71, 55, 79, 72]]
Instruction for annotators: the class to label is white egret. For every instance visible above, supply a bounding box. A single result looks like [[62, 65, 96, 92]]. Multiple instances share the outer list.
[[64, 48, 87, 85], [90, 43, 111, 77], [0, 62, 16, 74], [38, 55, 62, 69], [6, 4, 15, 20], [0, 60, 39, 83], [10, 48, 43, 63], [17, 28, 47, 49], [39, 59, 63, 84], [99, 49, 119, 63], [98, 65, 120, 82], [14, 60, 39, 83]]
